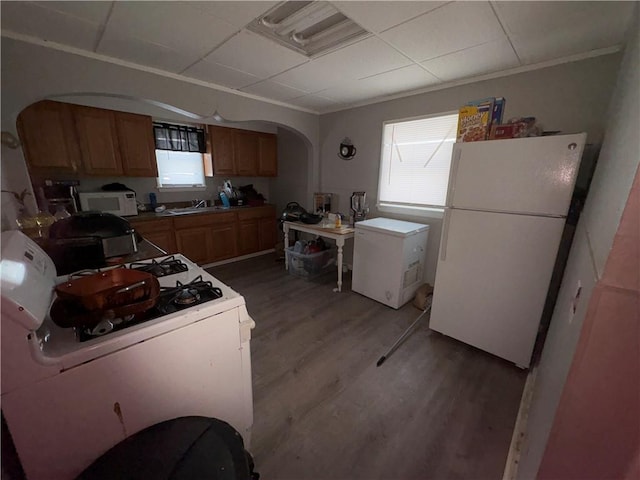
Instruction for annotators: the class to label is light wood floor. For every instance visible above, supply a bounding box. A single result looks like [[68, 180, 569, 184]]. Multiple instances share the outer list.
[[208, 254, 526, 480]]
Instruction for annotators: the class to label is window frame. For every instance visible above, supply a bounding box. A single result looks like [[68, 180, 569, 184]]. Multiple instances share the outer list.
[[376, 110, 459, 217]]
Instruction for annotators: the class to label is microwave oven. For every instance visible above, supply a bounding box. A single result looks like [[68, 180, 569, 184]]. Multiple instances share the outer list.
[[78, 191, 138, 217]]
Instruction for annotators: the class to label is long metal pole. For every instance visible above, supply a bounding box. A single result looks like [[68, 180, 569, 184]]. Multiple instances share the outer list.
[[376, 304, 432, 367]]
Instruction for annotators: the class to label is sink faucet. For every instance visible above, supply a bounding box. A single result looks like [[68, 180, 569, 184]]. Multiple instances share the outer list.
[[192, 199, 207, 208]]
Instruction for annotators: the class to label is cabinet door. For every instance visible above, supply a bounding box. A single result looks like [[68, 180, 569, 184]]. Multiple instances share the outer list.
[[115, 112, 158, 177], [17, 100, 82, 174], [210, 126, 236, 175], [73, 106, 123, 176], [234, 130, 258, 176], [142, 230, 177, 254], [211, 223, 238, 262], [175, 227, 213, 264], [130, 218, 177, 254], [258, 134, 277, 176], [238, 219, 260, 255], [259, 216, 277, 251]]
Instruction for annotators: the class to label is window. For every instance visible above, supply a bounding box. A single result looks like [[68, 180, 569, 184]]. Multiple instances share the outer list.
[[378, 112, 459, 211], [156, 150, 205, 188], [153, 122, 207, 189]]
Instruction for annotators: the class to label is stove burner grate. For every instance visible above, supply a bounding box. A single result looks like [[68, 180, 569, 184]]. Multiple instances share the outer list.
[[129, 256, 188, 277], [76, 275, 223, 342], [158, 276, 223, 314]]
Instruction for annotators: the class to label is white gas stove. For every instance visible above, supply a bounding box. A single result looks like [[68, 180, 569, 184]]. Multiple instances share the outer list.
[[0, 231, 255, 480]]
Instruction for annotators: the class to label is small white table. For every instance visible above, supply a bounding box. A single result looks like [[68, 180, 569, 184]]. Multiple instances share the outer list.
[[283, 221, 355, 292]]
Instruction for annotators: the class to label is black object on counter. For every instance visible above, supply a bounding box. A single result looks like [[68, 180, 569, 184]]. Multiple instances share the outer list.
[[41, 237, 107, 275], [280, 202, 307, 222], [45, 212, 140, 275], [300, 212, 323, 224], [101, 182, 135, 192], [50, 212, 135, 240]]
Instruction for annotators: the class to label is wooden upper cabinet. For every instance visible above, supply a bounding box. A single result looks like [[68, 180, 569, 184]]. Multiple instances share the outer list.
[[17, 100, 83, 174], [73, 105, 123, 176], [114, 112, 158, 177], [210, 125, 277, 177], [258, 133, 277, 176], [210, 126, 236, 176], [234, 130, 259, 176]]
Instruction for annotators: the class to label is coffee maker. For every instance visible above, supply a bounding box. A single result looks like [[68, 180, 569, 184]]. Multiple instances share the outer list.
[[350, 191, 368, 224]]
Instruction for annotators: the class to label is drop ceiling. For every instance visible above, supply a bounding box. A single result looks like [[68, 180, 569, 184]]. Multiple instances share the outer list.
[[1, 1, 635, 114]]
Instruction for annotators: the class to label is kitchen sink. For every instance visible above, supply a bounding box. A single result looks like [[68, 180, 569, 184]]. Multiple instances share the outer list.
[[160, 206, 227, 216]]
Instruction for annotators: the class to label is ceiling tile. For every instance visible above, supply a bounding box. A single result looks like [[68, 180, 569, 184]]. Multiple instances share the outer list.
[[203, 30, 308, 79], [98, 27, 198, 73], [34, 1, 112, 24], [1, 1, 101, 51], [316, 64, 440, 104], [286, 94, 341, 111], [181, 60, 260, 89], [107, 1, 240, 59], [272, 36, 412, 92], [241, 80, 309, 102], [316, 81, 389, 104], [493, 1, 634, 37], [380, 1, 505, 62], [511, 22, 629, 65], [333, 0, 447, 34], [358, 64, 441, 92], [189, 1, 278, 28], [422, 38, 520, 81], [269, 61, 349, 94]]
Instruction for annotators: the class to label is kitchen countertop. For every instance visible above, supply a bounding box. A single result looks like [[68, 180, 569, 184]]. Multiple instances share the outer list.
[[130, 204, 274, 221]]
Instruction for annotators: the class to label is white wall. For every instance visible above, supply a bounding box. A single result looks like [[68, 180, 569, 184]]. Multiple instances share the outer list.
[[0, 37, 319, 225], [318, 53, 622, 285], [518, 7, 640, 477], [271, 127, 310, 216]]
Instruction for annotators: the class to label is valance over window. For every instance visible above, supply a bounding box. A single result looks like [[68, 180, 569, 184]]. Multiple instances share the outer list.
[[153, 122, 206, 153]]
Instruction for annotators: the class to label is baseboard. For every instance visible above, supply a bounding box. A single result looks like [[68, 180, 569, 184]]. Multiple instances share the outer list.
[[502, 365, 539, 480], [202, 249, 275, 269]]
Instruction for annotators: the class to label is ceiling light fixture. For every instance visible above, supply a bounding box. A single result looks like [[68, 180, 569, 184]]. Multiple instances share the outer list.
[[248, 1, 371, 57]]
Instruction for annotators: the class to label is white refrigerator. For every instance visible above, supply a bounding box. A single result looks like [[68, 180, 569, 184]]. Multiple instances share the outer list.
[[352, 218, 429, 309], [429, 133, 586, 368]]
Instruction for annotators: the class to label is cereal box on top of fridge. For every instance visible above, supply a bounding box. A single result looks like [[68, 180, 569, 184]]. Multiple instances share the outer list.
[[457, 97, 494, 142], [491, 97, 506, 126]]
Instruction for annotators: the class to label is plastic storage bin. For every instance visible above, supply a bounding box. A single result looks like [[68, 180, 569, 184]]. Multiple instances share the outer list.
[[286, 247, 336, 279]]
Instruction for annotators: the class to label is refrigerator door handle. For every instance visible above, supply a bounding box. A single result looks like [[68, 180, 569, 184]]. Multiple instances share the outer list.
[[446, 145, 462, 207], [440, 208, 451, 261]]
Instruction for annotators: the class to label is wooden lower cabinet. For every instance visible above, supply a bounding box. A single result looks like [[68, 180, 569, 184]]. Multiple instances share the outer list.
[[174, 212, 238, 264], [175, 227, 214, 264], [237, 206, 277, 255], [130, 206, 274, 265], [259, 216, 277, 251], [210, 223, 238, 262], [238, 219, 260, 256]]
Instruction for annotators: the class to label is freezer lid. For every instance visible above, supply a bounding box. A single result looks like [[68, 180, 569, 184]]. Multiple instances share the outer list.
[[355, 217, 429, 237], [447, 133, 587, 216]]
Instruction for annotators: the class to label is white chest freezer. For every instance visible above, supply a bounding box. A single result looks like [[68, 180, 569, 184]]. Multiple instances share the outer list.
[[352, 218, 429, 309]]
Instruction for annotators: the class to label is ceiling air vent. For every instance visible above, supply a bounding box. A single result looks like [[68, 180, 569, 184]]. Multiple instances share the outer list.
[[247, 1, 371, 57]]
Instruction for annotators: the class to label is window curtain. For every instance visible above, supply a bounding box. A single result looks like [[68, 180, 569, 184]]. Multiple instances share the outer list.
[[153, 123, 206, 153]]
